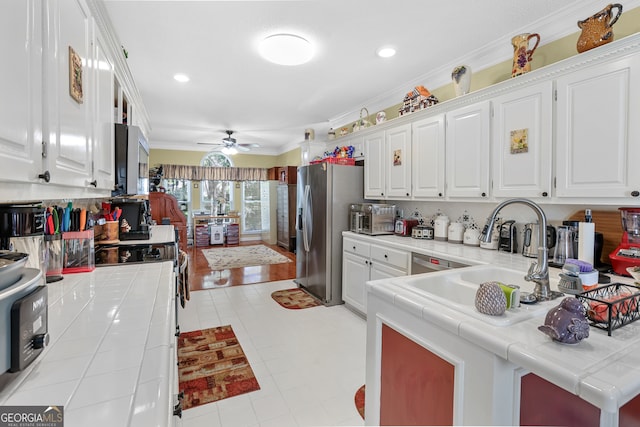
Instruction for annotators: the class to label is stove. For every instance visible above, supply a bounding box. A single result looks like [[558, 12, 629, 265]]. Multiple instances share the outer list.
[[95, 243, 176, 266]]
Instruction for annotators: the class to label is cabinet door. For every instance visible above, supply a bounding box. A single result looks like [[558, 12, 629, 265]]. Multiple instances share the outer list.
[[342, 251, 369, 315], [386, 123, 412, 199], [91, 27, 115, 190], [556, 55, 640, 198], [492, 81, 553, 199], [348, 134, 365, 159], [364, 130, 386, 199], [412, 114, 446, 199], [446, 101, 491, 198], [0, 1, 43, 185], [44, 0, 93, 187], [370, 262, 405, 281]]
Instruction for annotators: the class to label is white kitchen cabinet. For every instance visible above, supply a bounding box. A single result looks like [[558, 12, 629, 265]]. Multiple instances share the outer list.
[[342, 236, 408, 316], [491, 81, 553, 199], [0, 1, 44, 184], [91, 26, 115, 190], [44, 0, 94, 188], [555, 54, 640, 199], [385, 123, 412, 199], [445, 101, 491, 199], [412, 114, 446, 199], [364, 130, 386, 198]]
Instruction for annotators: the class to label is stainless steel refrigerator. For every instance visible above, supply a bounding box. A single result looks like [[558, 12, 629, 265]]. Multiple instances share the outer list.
[[295, 163, 365, 306]]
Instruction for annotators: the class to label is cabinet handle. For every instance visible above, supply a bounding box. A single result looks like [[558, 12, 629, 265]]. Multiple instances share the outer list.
[[481, 192, 486, 197], [38, 171, 50, 183], [89, 180, 97, 187], [542, 191, 548, 197], [632, 190, 640, 197], [365, 260, 369, 265], [384, 254, 388, 258], [438, 192, 443, 197], [406, 192, 409, 197], [353, 246, 356, 250]]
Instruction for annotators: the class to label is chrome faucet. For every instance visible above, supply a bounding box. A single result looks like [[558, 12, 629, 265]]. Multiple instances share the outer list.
[[480, 198, 561, 301]]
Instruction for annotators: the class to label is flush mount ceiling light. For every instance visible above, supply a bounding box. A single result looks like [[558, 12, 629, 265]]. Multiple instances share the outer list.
[[376, 46, 396, 58], [259, 33, 314, 66], [173, 73, 190, 82]]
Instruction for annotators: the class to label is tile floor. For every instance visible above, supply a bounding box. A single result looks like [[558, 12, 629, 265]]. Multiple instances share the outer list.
[[178, 279, 367, 427]]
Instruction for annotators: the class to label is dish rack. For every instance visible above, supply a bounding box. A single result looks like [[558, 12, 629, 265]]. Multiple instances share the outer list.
[[577, 283, 640, 336]]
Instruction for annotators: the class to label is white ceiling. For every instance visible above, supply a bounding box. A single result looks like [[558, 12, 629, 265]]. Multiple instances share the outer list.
[[102, 0, 611, 155]]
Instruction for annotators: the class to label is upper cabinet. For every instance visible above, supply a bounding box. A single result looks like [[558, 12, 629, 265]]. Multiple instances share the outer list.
[[445, 101, 491, 199], [45, 0, 94, 188], [491, 81, 553, 199], [555, 54, 640, 199], [385, 124, 412, 199], [412, 114, 445, 199], [0, 0, 145, 201], [0, 1, 44, 185], [364, 130, 386, 199]]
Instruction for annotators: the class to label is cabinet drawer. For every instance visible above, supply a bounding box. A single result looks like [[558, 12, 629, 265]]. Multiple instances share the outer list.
[[343, 238, 370, 257], [371, 245, 408, 271]]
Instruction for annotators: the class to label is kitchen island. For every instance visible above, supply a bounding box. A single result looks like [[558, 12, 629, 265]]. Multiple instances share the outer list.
[[0, 261, 178, 426], [360, 233, 640, 426]]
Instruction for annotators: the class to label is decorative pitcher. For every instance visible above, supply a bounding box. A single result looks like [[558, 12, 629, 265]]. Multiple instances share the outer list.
[[511, 33, 540, 77], [576, 3, 623, 53]]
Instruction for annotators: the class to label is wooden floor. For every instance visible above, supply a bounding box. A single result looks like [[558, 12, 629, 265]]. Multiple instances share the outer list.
[[188, 241, 297, 291]]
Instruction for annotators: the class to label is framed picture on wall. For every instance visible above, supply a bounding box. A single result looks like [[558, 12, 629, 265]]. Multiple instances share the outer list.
[[69, 46, 83, 104]]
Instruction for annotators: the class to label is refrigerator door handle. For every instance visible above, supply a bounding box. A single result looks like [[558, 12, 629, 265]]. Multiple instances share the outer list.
[[303, 184, 311, 252]]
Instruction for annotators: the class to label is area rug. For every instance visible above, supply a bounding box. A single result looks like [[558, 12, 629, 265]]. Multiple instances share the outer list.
[[177, 325, 260, 410], [355, 385, 365, 419], [202, 245, 292, 270], [271, 288, 321, 309]]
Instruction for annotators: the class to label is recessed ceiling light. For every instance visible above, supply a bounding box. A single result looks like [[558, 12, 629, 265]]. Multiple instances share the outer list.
[[376, 47, 396, 58], [173, 73, 190, 83], [259, 33, 314, 66]]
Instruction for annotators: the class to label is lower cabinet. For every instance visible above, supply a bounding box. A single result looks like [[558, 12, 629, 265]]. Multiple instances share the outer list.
[[380, 324, 454, 426], [342, 236, 408, 316]]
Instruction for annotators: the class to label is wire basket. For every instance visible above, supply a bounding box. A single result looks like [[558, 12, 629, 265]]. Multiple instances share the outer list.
[[577, 283, 640, 336]]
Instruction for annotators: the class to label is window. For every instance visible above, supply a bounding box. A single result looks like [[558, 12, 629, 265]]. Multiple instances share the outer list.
[[242, 181, 270, 233], [200, 152, 233, 214]]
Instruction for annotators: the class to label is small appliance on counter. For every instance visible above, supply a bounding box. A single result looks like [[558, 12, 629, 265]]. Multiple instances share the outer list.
[[522, 223, 556, 258], [0, 203, 46, 285], [0, 258, 48, 375], [111, 198, 151, 240], [609, 207, 640, 276], [411, 225, 434, 239], [349, 203, 396, 235], [395, 218, 419, 237], [499, 220, 517, 253]]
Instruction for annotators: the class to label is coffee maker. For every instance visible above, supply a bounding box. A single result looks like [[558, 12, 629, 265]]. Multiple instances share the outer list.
[[609, 207, 640, 276], [111, 198, 151, 240]]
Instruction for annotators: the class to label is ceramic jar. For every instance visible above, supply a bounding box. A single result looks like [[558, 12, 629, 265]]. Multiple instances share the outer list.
[[577, 3, 623, 53], [448, 222, 465, 244], [463, 226, 481, 246], [434, 215, 450, 242], [451, 65, 471, 97], [511, 33, 541, 77]]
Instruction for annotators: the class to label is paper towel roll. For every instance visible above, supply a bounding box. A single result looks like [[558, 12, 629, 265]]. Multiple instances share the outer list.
[[578, 222, 595, 265]]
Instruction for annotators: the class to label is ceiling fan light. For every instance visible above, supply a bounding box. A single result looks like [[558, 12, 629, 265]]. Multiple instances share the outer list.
[[376, 46, 396, 58], [221, 146, 237, 155], [259, 33, 314, 66]]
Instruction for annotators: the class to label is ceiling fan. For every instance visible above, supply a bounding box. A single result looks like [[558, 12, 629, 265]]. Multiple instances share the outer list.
[[198, 130, 260, 154]]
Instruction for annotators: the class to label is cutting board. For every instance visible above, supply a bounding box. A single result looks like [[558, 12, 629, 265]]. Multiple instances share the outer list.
[[567, 210, 622, 265]]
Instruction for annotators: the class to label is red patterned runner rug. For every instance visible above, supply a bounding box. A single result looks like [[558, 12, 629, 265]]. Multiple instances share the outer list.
[[271, 288, 321, 309], [177, 325, 260, 410], [355, 385, 365, 419]]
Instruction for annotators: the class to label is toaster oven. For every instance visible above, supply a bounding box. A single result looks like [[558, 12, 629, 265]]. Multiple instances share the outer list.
[[349, 203, 396, 235]]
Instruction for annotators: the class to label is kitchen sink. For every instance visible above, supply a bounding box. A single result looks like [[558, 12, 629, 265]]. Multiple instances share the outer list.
[[396, 265, 554, 326]]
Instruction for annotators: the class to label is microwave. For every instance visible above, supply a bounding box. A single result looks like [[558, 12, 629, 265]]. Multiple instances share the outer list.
[[349, 203, 396, 235], [113, 124, 150, 197]]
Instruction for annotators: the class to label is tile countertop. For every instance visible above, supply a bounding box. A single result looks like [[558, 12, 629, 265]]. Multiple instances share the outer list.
[[351, 231, 640, 414], [0, 261, 176, 426]]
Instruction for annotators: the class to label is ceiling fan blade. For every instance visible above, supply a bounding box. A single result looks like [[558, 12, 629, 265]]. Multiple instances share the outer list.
[[236, 145, 251, 152]]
